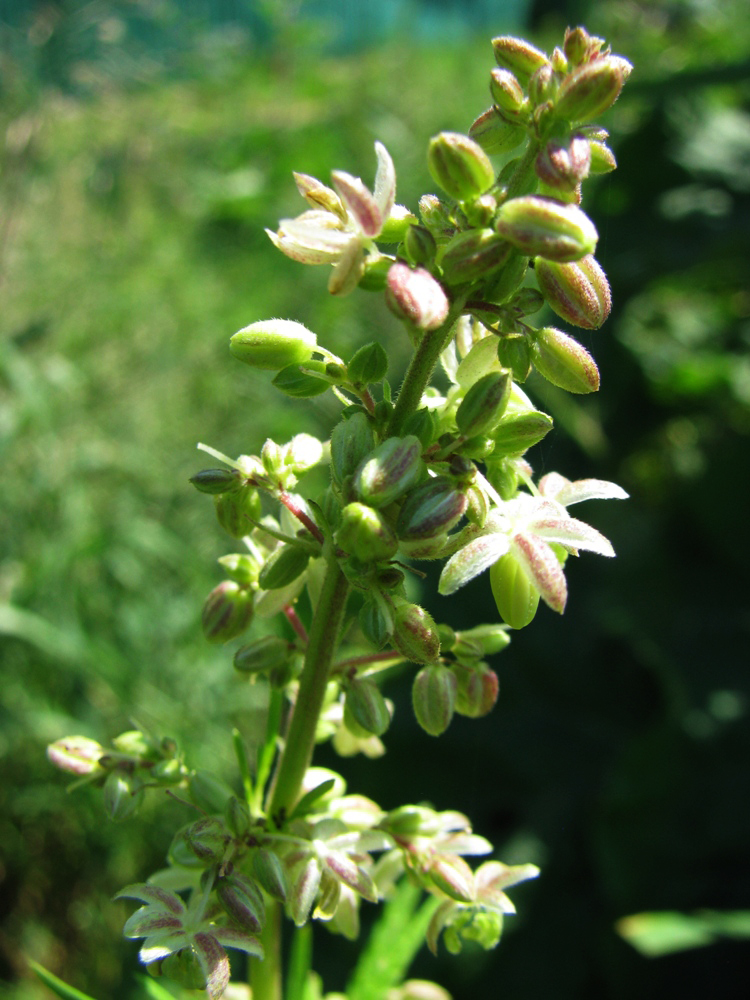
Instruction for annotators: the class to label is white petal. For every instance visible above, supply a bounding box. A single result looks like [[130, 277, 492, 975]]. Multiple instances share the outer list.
[[439, 532, 511, 596], [328, 238, 365, 295], [331, 170, 382, 237], [512, 533, 568, 612], [528, 515, 615, 556], [555, 477, 629, 505], [373, 141, 396, 224]]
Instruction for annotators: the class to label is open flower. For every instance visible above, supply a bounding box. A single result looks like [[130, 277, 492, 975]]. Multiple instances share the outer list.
[[267, 142, 396, 295]]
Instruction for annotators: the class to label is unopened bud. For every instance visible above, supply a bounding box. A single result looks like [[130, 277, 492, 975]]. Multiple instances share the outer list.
[[251, 848, 289, 903], [347, 342, 388, 385], [554, 57, 631, 125], [337, 502, 398, 563], [354, 436, 424, 508], [489, 69, 528, 121], [217, 873, 265, 933], [412, 664, 457, 736], [456, 371, 512, 437], [218, 553, 261, 587], [47, 736, 103, 775], [588, 139, 617, 174], [535, 134, 591, 191], [532, 326, 600, 393], [214, 486, 262, 539], [563, 26, 591, 66], [103, 770, 143, 821], [440, 229, 512, 285], [535, 255, 611, 329], [404, 224, 438, 267], [419, 194, 455, 243], [457, 623, 511, 656], [234, 635, 291, 674], [190, 468, 243, 495], [345, 676, 392, 737], [495, 195, 598, 262], [185, 816, 231, 864], [490, 552, 540, 629], [485, 457, 519, 500], [496, 332, 533, 382], [258, 545, 310, 591], [359, 597, 393, 648], [379, 204, 419, 244], [453, 660, 500, 718], [528, 63, 558, 106], [201, 580, 254, 643], [386, 263, 449, 331], [402, 407, 438, 448], [469, 108, 526, 155], [427, 132, 495, 203], [492, 410, 554, 455], [230, 319, 317, 371], [225, 796, 251, 838], [331, 411, 376, 488], [392, 601, 441, 665], [428, 854, 476, 902], [492, 35, 550, 85], [396, 477, 467, 540]]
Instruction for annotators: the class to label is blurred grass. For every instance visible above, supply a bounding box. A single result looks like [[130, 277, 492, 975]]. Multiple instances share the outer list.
[[2, 1, 750, 998]]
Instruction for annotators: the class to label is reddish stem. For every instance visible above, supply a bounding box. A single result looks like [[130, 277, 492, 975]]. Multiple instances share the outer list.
[[278, 490, 325, 544], [283, 605, 309, 644]]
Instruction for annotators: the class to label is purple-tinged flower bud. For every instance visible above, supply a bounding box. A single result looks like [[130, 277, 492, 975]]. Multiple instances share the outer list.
[[331, 411, 376, 488], [554, 56, 632, 125], [427, 132, 495, 203], [492, 410, 554, 456], [234, 635, 291, 674], [103, 770, 144, 821], [419, 194, 455, 243], [347, 342, 388, 385], [225, 796, 251, 838], [293, 171, 347, 221], [404, 224, 438, 267], [588, 140, 617, 174], [214, 486, 262, 539], [252, 848, 289, 903], [190, 468, 244, 495], [399, 534, 450, 560], [217, 873, 265, 933], [456, 371, 512, 438], [258, 545, 310, 591], [440, 229, 512, 285], [528, 63, 558, 106], [157, 950, 208, 991], [535, 134, 592, 191], [396, 477, 467, 540], [512, 287, 546, 315], [496, 332, 533, 382], [489, 69, 528, 121], [428, 854, 476, 903], [47, 736, 104, 775], [230, 319, 317, 371], [201, 580, 254, 643], [492, 35, 550, 85], [453, 660, 499, 718], [354, 436, 424, 508], [563, 26, 591, 66], [185, 816, 232, 864], [412, 663, 457, 736], [495, 195, 598, 262], [532, 326, 600, 393], [490, 552, 541, 629], [344, 676, 392, 737], [393, 601, 441, 665], [469, 108, 526, 157], [386, 263, 450, 330], [337, 502, 399, 563], [535, 255, 611, 329]]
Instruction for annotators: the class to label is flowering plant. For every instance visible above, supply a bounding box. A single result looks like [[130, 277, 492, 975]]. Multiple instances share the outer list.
[[49, 25, 632, 1000]]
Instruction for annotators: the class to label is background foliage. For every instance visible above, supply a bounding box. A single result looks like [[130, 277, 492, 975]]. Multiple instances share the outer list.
[[2, 1, 749, 997]]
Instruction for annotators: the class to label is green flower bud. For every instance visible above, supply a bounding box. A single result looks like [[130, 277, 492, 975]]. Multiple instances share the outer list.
[[234, 635, 291, 674], [396, 477, 468, 540], [402, 407, 438, 448], [225, 796, 251, 838], [436, 624, 457, 650], [217, 873, 265, 933], [490, 552, 540, 629], [359, 597, 393, 649], [412, 664, 457, 736], [185, 816, 231, 864], [230, 319, 317, 371], [379, 204, 418, 243], [492, 410, 554, 456], [535, 134, 591, 191], [337, 502, 398, 563], [495, 195, 598, 262], [379, 804, 442, 837], [419, 194, 455, 243], [489, 68, 528, 121], [427, 132, 495, 203], [456, 434, 495, 460], [359, 254, 393, 292], [189, 468, 243, 495], [563, 26, 592, 66], [158, 950, 207, 991], [453, 660, 500, 718], [272, 360, 330, 398], [344, 676, 391, 737], [528, 63, 558, 106], [404, 224, 438, 267], [331, 411, 376, 488], [457, 623, 511, 656], [354, 436, 424, 508], [588, 139, 617, 174], [258, 545, 310, 591], [201, 580, 254, 643], [456, 371, 512, 437], [103, 770, 144, 821], [214, 486, 263, 539], [535, 254, 611, 329], [496, 332, 533, 382], [512, 287, 546, 315], [399, 533, 450, 560], [392, 601, 441, 665], [532, 326, 600, 393], [252, 848, 289, 903], [218, 553, 261, 586], [469, 108, 526, 156], [440, 229, 512, 285], [386, 262, 449, 331], [47, 736, 104, 775], [554, 56, 631, 125], [492, 35, 550, 84], [347, 342, 388, 385]]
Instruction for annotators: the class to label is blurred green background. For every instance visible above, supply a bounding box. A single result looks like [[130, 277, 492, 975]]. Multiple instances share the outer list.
[[2, 0, 750, 997]]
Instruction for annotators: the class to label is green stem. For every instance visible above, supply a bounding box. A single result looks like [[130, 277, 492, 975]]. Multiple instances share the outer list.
[[250, 900, 282, 1000], [387, 299, 467, 438], [268, 557, 350, 820]]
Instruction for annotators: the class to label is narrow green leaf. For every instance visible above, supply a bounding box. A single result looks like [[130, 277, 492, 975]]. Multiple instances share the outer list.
[[289, 778, 336, 820], [232, 728, 254, 807], [346, 881, 439, 1000], [253, 686, 283, 814], [29, 961, 101, 1000]]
